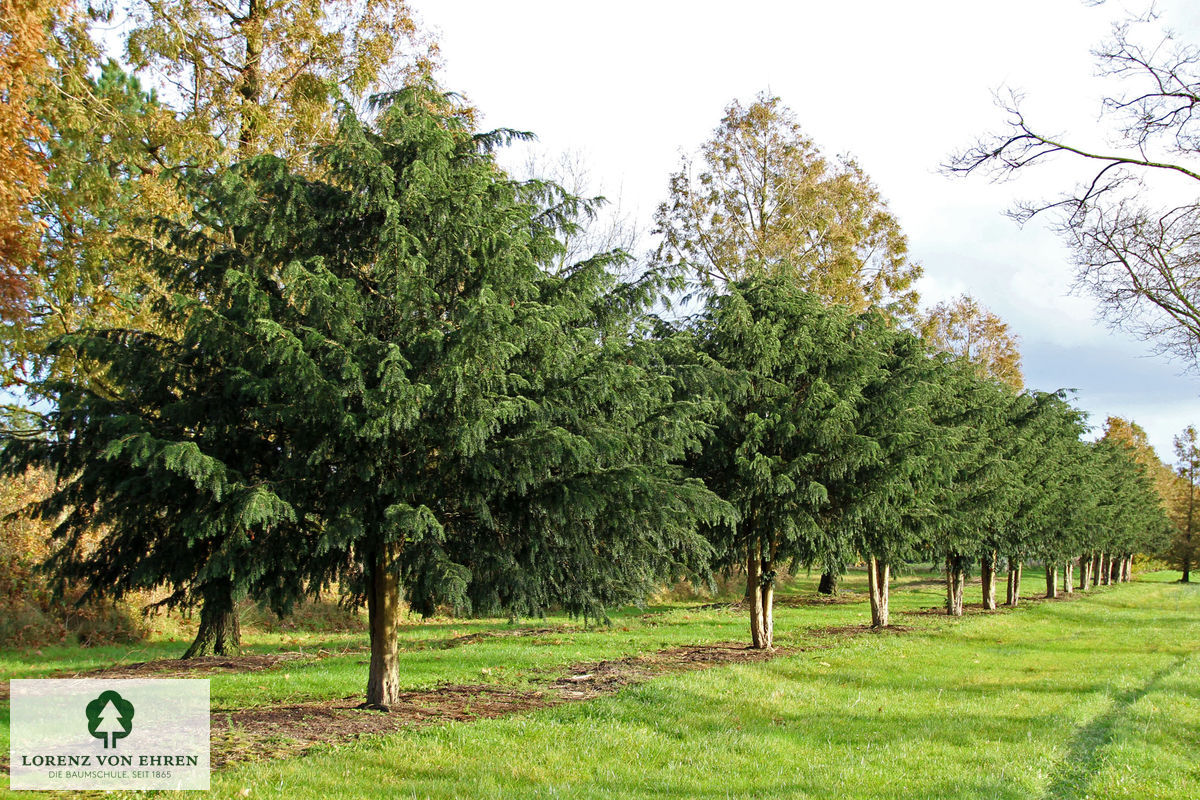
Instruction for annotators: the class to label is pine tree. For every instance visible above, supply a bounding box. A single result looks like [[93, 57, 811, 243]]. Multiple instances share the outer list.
[[923, 362, 1016, 616], [1002, 392, 1087, 605], [2, 85, 729, 701], [685, 278, 883, 647], [832, 321, 951, 627]]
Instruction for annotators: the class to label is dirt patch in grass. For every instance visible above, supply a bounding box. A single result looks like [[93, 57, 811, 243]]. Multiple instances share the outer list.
[[211, 642, 793, 767], [806, 623, 913, 636], [431, 627, 574, 649], [901, 590, 1094, 617], [902, 605, 999, 617], [690, 591, 868, 614]]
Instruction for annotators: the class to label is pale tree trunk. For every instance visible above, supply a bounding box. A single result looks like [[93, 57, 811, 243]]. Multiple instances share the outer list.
[[1064, 561, 1074, 594], [1078, 554, 1090, 592], [365, 546, 402, 708], [1045, 564, 1057, 599], [981, 551, 997, 611], [868, 556, 890, 628], [1099, 553, 1109, 585], [761, 538, 778, 648], [817, 570, 838, 595], [945, 555, 965, 616], [1185, 479, 1195, 583], [1005, 558, 1022, 607], [1122, 555, 1132, 582], [183, 579, 241, 659]]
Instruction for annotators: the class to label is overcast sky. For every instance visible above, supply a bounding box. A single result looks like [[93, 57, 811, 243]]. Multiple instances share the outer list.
[[409, 0, 1200, 462]]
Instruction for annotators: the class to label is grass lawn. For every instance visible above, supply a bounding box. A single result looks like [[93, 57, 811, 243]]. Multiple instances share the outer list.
[[4, 570, 1199, 798]]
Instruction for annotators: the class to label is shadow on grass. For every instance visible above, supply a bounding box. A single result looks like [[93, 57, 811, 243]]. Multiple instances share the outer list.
[[1041, 654, 1188, 800]]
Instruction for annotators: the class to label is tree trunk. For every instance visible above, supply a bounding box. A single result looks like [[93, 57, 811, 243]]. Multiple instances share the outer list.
[[1064, 561, 1074, 594], [1100, 553, 1110, 585], [747, 540, 767, 649], [868, 556, 890, 628], [1005, 559, 1022, 607], [1123, 555, 1132, 582], [1045, 564, 1057, 599], [237, 0, 264, 153], [1092, 553, 1101, 587], [182, 580, 241, 659], [365, 547, 402, 708], [981, 551, 997, 611], [817, 570, 838, 595], [1110, 556, 1121, 584], [945, 555, 965, 616], [760, 568, 775, 650], [1078, 554, 1090, 592], [945, 557, 955, 614]]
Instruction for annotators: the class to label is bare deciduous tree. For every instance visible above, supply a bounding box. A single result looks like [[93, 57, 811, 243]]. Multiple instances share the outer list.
[[946, 11, 1200, 368]]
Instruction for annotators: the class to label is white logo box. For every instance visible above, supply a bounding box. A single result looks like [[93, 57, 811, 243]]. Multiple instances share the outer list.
[[9, 678, 210, 791]]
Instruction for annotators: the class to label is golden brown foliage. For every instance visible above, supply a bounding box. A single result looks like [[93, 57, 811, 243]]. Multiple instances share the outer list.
[[124, 0, 438, 162], [0, 0, 67, 321], [917, 294, 1024, 391], [1102, 416, 1179, 507], [653, 94, 921, 315], [2, 18, 186, 391]]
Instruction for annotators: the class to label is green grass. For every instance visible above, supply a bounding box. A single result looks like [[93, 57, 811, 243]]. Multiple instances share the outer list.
[[4, 571, 1199, 798]]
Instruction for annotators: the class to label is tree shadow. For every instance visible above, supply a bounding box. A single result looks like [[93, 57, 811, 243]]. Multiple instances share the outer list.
[[1041, 654, 1188, 800]]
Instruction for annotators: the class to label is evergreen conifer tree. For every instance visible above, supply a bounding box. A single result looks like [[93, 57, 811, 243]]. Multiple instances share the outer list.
[[2, 85, 729, 701]]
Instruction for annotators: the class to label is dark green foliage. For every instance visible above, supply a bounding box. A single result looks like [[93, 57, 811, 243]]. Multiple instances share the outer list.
[[688, 279, 879, 575], [831, 316, 947, 568], [1, 86, 729, 686]]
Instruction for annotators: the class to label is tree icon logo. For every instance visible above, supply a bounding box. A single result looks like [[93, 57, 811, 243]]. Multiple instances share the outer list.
[[85, 690, 134, 748]]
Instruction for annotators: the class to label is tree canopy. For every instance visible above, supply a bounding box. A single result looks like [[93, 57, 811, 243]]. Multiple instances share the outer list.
[[652, 94, 922, 315], [2, 85, 731, 702]]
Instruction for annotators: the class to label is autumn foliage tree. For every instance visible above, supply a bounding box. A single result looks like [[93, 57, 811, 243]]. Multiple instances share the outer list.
[[3, 0, 441, 657], [123, 0, 436, 161], [948, 11, 1200, 369], [0, 0, 67, 320], [652, 93, 922, 315], [917, 294, 1023, 391], [1169, 425, 1200, 582]]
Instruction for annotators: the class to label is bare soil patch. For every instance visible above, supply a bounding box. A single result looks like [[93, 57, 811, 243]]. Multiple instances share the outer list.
[[901, 590, 1091, 617], [431, 626, 573, 649], [691, 591, 868, 613], [212, 642, 793, 766], [806, 623, 913, 636]]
